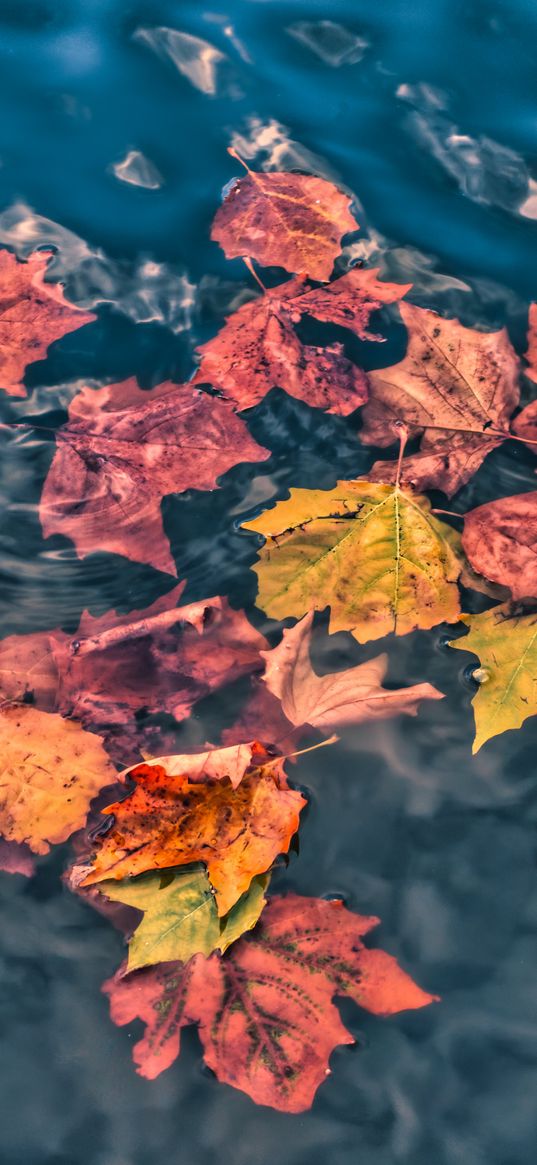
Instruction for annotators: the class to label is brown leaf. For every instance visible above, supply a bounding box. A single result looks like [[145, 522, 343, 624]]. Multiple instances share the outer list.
[[462, 491, 537, 600], [511, 399, 537, 452], [262, 611, 444, 728], [40, 378, 269, 575], [0, 250, 95, 397], [524, 302, 537, 383], [0, 628, 60, 710], [221, 679, 300, 756], [211, 161, 359, 280], [81, 744, 305, 915], [194, 268, 410, 415], [0, 705, 117, 854], [362, 303, 520, 496], [103, 893, 437, 1111]]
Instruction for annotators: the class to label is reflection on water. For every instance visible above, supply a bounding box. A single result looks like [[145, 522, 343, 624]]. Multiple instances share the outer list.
[[0, 0, 537, 1163]]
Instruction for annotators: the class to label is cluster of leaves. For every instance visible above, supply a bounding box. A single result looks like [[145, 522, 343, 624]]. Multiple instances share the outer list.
[[0, 152, 535, 1112]]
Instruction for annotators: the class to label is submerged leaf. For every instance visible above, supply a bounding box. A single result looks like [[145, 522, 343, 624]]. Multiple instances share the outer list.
[[0, 249, 95, 397], [362, 303, 519, 496], [449, 605, 537, 751], [104, 893, 437, 1111], [212, 162, 359, 280], [262, 611, 444, 727], [242, 479, 462, 642], [462, 492, 537, 600], [100, 867, 268, 971], [40, 378, 269, 575], [82, 744, 305, 915], [0, 705, 117, 854]]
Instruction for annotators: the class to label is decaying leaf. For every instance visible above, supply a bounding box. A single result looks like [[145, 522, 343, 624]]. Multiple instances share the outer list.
[[450, 605, 537, 752], [262, 611, 444, 727], [81, 744, 305, 915], [362, 303, 519, 496], [40, 378, 269, 575], [524, 302, 537, 383], [0, 249, 95, 397], [0, 705, 117, 854], [211, 160, 359, 280], [0, 588, 268, 764], [462, 492, 537, 600], [194, 268, 410, 414], [512, 399, 537, 452], [104, 893, 437, 1111], [242, 479, 462, 642], [100, 866, 268, 971], [0, 840, 35, 878]]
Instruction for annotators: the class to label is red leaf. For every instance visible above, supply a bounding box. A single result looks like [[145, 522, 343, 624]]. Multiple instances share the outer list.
[[104, 894, 437, 1111], [0, 250, 95, 397], [211, 164, 359, 280], [40, 378, 269, 575], [462, 491, 537, 600]]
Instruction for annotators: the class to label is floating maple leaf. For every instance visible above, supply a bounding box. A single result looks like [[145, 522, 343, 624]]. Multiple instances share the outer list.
[[194, 268, 410, 414], [462, 492, 537, 600], [81, 744, 305, 915], [0, 249, 95, 397], [0, 588, 268, 764], [100, 867, 268, 971], [40, 378, 269, 575], [449, 605, 537, 751], [211, 155, 359, 280], [104, 893, 437, 1111], [0, 705, 117, 854], [362, 303, 520, 496], [262, 610, 444, 728], [242, 479, 462, 642]]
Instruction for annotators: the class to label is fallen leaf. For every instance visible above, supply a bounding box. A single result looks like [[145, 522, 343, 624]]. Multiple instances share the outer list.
[[361, 303, 519, 496], [462, 492, 537, 600], [242, 479, 462, 642], [262, 611, 444, 727], [103, 893, 437, 1111], [512, 399, 537, 452], [0, 249, 95, 397], [194, 268, 410, 414], [524, 302, 537, 383], [40, 378, 269, 575], [0, 628, 59, 710], [99, 866, 268, 971], [221, 679, 300, 755], [211, 160, 359, 280], [0, 705, 117, 854], [81, 744, 305, 915], [449, 605, 537, 751]]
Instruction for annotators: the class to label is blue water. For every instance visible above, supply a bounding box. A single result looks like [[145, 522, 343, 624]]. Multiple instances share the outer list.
[[1, 2, 537, 1163]]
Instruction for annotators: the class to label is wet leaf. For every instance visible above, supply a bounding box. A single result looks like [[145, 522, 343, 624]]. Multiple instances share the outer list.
[[0, 705, 117, 854], [0, 840, 35, 878], [462, 492, 537, 600], [361, 304, 519, 496], [99, 866, 268, 971], [211, 160, 359, 280], [242, 479, 462, 642], [449, 604, 537, 752], [512, 398, 537, 452], [103, 893, 437, 1111], [524, 302, 537, 383], [81, 744, 305, 915], [262, 610, 444, 727], [0, 250, 95, 397], [40, 378, 269, 575], [194, 268, 409, 414]]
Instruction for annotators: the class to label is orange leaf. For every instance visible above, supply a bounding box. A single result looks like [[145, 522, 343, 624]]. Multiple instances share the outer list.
[[81, 744, 306, 915], [462, 491, 537, 600], [362, 303, 519, 496], [0, 250, 95, 397], [104, 893, 437, 1112], [39, 377, 269, 575], [262, 611, 444, 728], [0, 705, 117, 855], [211, 161, 359, 280]]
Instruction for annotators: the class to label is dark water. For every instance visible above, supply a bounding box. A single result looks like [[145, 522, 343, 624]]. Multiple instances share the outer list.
[[1, 2, 537, 1163]]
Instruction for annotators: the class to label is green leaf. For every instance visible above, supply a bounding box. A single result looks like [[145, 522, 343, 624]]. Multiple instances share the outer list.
[[449, 604, 537, 752], [101, 864, 268, 972]]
